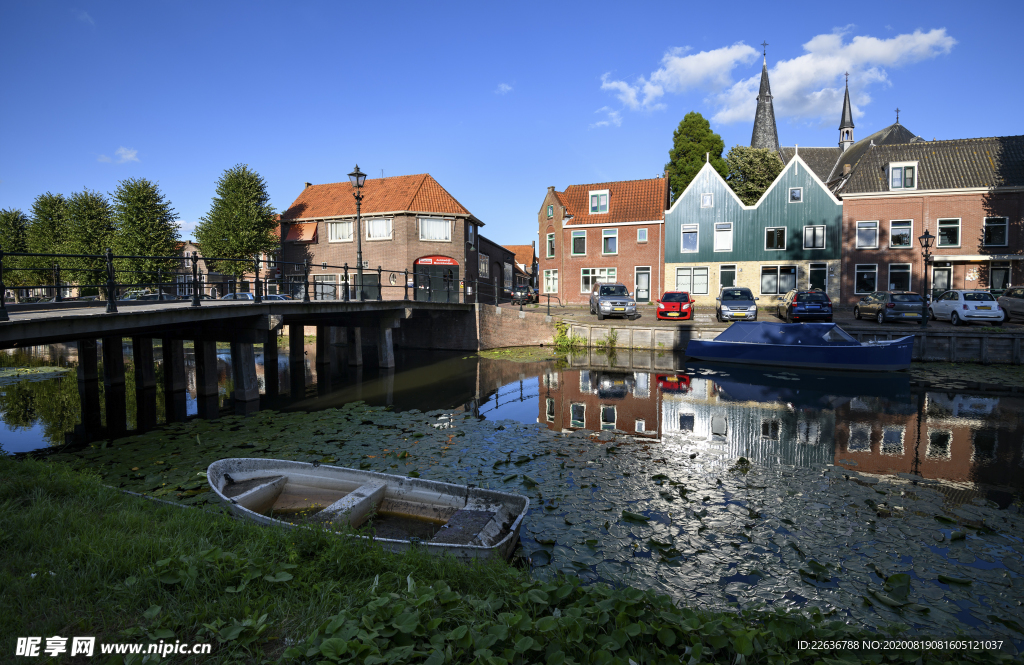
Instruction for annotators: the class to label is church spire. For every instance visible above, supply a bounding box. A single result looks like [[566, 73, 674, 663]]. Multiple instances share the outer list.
[[750, 44, 780, 153], [839, 72, 854, 152]]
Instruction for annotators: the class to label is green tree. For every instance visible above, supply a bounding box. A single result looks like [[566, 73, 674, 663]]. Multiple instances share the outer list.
[[0, 208, 30, 300], [665, 111, 727, 204], [63, 189, 114, 288], [725, 146, 785, 205], [111, 178, 181, 291], [25, 193, 69, 287], [194, 164, 278, 279]]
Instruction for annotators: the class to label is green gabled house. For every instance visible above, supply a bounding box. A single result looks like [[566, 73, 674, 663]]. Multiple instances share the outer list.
[[663, 152, 843, 306]]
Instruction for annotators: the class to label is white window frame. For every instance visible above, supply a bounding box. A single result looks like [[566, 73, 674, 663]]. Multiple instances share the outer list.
[[636, 228, 648, 243], [889, 219, 913, 248], [764, 227, 786, 251], [788, 187, 803, 203], [546, 398, 555, 423], [327, 220, 353, 243], [926, 428, 953, 460], [365, 217, 393, 241], [600, 405, 616, 431], [983, 217, 1009, 247], [418, 217, 451, 242], [888, 263, 912, 291], [881, 426, 905, 457], [601, 228, 618, 255], [546, 204, 554, 219], [700, 193, 713, 208], [714, 222, 732, 252], [479, 253, 489, 277], [543, 269, 558, 294], [802, 225, 825, 250], [570, 230, 586, 256], [675, 266, 709, 295], [937, 218, 961, 248], [680, 224, 699, 253], [588, 189, 609, 214], [889, 161, 919, 191], [570, 403, 586, 428], [854, 264, 878, 294], [546, 233, 555, 258], [580, 268, 616, 294], [719, 264, 737, 289], [856, 221, 879, 249], [759, 265, 797, 295]]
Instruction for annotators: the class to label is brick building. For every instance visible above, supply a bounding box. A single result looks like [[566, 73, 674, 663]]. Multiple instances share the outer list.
[[836, 135, 1024, 304], [538, 178, 667, 306], [503, 243, 537, 289], [278, 173, 507, 303], [538, 367, 662, 438]]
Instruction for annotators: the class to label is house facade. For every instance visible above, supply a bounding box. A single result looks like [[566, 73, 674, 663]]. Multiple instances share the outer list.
[[538, 178, 667, 306], [504, 243, 538, 290], [278, 174, 492, 302], [663, 155, 843, 306], [837, 135, 1024, 304]]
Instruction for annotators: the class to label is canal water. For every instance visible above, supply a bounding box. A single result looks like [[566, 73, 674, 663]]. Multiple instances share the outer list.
[[2, 341, 1023, 646]]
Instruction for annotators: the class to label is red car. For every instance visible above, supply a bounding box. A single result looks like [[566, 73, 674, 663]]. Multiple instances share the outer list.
[[656, 291, 693, 320], [657, 374, 691, 393]]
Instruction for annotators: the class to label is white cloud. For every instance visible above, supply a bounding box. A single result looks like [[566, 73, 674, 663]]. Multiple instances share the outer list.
[[115, 147, 139, 163], [75, 10, 95, 26], [495, 83, 513, 95], [97, 154, 111, 163], [590, 107, 622, 129]]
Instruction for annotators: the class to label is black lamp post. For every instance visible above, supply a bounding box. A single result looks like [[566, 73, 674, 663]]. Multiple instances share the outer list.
[[348, 165, 367, 301], [918, 229, 934, 328]]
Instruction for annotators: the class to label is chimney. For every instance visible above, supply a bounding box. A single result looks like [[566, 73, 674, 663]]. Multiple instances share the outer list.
[[304, 182, 312, 189], [843, 164, 851, 176], [547, 186, 555, 192]]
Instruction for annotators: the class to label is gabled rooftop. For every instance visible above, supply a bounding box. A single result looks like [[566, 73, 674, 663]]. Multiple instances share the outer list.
[[503, 244, 536, 272], [558, 177, 667, 226], [280, 173, 475, 221]]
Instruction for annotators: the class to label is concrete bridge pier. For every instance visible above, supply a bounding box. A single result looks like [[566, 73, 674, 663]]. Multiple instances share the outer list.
[[382, 368, 395, 405], [289, 324, 305, 396], [100, 337, 127, 436], [315, 325, 333, 384], [330, 327, 346, 378], [194, 339, 220, 419], [76, 339, 102, 434], [230, 341, 260, 405], [378, 321, 395, 369], [263, 331, 279, 398], [161, 338, 188, 423], [132, 337, 158, 431], [347, 327, 363, 366]]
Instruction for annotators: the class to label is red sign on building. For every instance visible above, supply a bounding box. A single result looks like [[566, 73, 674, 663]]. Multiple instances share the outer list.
[[415, 256, 459, 266]]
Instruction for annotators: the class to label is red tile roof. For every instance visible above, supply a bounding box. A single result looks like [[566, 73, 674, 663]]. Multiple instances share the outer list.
[[280, 173, 473, 221], [559, 177, 666, 226], [504, 244, 536, 272]]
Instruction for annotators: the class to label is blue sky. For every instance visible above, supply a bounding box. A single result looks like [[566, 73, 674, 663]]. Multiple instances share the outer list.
[[1, 1, 1021, 248]]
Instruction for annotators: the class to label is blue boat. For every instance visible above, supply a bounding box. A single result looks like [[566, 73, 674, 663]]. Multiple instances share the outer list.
[[684, 322, 913, 371]]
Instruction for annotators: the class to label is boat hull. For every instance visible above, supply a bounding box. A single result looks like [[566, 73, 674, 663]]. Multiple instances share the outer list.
[[207, 458, 528, 561], [685, 336, 914, 371]]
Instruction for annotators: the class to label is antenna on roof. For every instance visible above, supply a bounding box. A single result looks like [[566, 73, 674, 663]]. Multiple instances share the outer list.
[[705, 152, 709, 163], [795, 144, 798, 155]]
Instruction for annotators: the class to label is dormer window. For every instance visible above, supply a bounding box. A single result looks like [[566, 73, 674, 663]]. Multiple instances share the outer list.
[[589, 190, 609, 214], [889, 162, 918, 190]]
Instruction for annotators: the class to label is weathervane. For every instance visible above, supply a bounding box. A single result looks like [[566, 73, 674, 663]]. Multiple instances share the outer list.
[[845, 71, 849, 84], [895, 107, 901, 123], [760, 41, 768, 57]]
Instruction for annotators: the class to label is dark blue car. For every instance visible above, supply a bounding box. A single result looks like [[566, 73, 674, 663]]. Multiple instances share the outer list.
[[777, 289, 832, 323]]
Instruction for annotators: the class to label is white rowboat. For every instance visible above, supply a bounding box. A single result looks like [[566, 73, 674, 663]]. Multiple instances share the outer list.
[[207, 458, 529, 561]]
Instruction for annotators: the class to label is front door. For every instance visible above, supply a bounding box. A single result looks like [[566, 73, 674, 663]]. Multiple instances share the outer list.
[[932, 266, 952, 299], [635, 268, 651, 303]]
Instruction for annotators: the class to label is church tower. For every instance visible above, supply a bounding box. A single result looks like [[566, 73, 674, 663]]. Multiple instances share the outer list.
[[750, 45, 780, 153], [839, 74, 855, 152]]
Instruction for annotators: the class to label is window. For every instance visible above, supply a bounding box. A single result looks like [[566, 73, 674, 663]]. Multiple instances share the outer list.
[[719, 265, 736, 288], [760, 266, 796, 295], [882, 427, 905, 456], [854, 264, 877, 294], [313, 274, 337, 301], [635, 419, 646, 433], [504, 263, 513, 288], [581, 268, 616, 293], [991, 262, 1010, 290], [546, 398, 555, 422], [888, 263, 911, 291], [889, 163, 917, 190], [637, 228, 648, 243], [848, 423, 872, 452], [543, 269, 558, 294], [571, 230, 586, 255], [984, 217, 1008, 246], [327, 220, 353, 242], [714, 223, 732, 251], [808, 263, 827, 291], [938, 218, 960, 247], [570, 403, 585, 428], [679, 414, 695, 432], [675, 267, 708, 294], [546, 233, 555, 258], [927, 430, 952, 460], [467, 223, 475, 245], [761, 419, 780, 440], [700, 193, 713, 208], [765, 227, 786, 250], [546, 204, 554, 219], [681, 224, 698, 253], [803, 225, 825, 249], [973, 429, 998, 464], [589, 190, 609, 214], [602, 229, 617, 254], [580, 370, 592, 393], [856, 221, 878, 248], [600, 406, 616, 431], [366, 218, 392, 240], [890, 220, 913, 248], [789, 187, 803, 203], [479, 253, 489, 277], [419, 218, 450, 241]]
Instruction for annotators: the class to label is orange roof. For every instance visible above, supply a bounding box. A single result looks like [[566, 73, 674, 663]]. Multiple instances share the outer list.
[[284, 223, 318, 243], [280, 173, 473, 221], [559, 177, 666, 226], [504, 244, 536, 272]]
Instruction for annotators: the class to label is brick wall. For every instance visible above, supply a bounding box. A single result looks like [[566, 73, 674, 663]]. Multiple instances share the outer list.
[[477, 305, 556, 350], [391, 305, 556, 351]]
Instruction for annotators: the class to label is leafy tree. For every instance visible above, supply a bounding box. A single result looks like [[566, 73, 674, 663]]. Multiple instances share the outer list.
[[0, 208, 30, 300], [665, 112, 727, 204], [194, 164, 278, 279], [111, 178, 181, 291], [24, 193, 69, 287], [63, 189, 114, 288], [725, 146, 785, 205]]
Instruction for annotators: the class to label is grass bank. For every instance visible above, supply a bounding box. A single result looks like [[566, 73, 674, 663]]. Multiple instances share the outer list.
[[0, 458, 1013, 664]]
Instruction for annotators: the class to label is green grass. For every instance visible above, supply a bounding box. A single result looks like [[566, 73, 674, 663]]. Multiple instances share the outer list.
[[0, 458, 1015, 664]]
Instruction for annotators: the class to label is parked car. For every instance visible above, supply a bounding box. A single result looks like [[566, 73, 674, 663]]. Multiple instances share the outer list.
[[510, 286, 536, 305], [715, 287, 758, 322], [220, 292, 255, 301], [656, 374, 691, 393], [589, 282, 637, 321], [656, 291, 693, 320], [139, 293, 178, 301], [997, 287, 1024, 321], [929, 290, 1004, 326], [854, 291, 926, 324], [776, 289, 833, 323], [263, 294, 293, 301]]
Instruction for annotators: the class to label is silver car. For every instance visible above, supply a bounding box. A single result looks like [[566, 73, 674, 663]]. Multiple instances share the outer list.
[[716, 287, 759, 322], [997, 288, 1023, 321], [929, 289, 1005, 326], [589, 282, 637, 321]]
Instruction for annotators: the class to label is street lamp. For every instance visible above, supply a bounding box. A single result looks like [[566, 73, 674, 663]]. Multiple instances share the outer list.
[[348, 165, 367, 301], [918, 229, 934, 328]]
